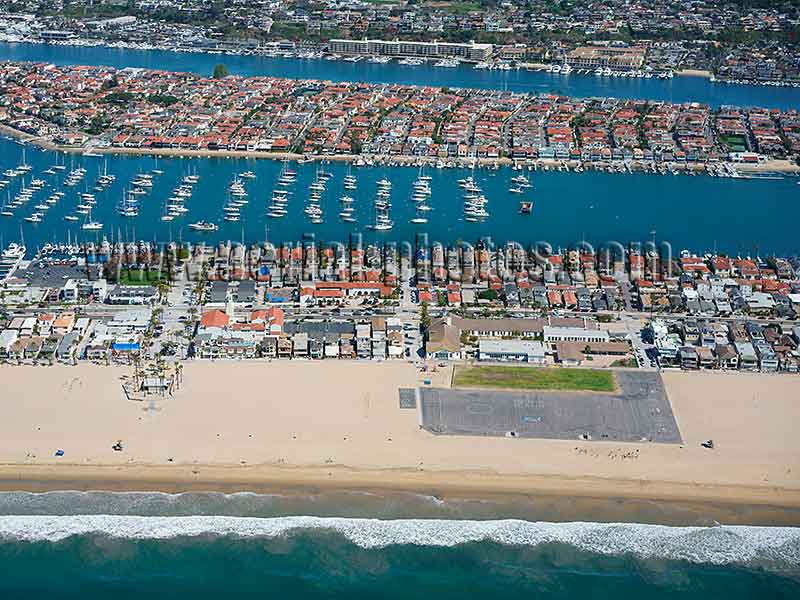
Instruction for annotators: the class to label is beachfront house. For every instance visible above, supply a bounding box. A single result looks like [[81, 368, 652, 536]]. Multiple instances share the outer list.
[[259, 336, 278, 358], [715, 343, 739, 370], [56, 331, 80, 363], [734, 341, 759, 371], [355, 323, 372, 359], [111, 336, 142, 364], [276, 336, 293, 359], [291, 332, 309, 358], [85, 337, 113, 362], [195, 331, 258, 359]]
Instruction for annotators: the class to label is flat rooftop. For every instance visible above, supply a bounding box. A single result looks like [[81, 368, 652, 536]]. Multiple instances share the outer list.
[[419, 371, 682, 444]]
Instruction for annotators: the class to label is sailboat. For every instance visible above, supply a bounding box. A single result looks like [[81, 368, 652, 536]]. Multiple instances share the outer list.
[[343, 164, 357, 190], [417, 164, 432, 182], [368, 181, 393, 231], [152, 156, 164, 175], [117, 191, 139, 217], [1, 192, 13, 217], [17, 146, 32, 174], [81, 206, 103, 230], [276, 159, 297, 187], [410, 209, 428, 225]]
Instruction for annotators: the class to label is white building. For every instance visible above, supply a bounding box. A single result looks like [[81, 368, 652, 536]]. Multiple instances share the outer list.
[[543, 326, 610, 344], [329, 38, 493, 61], [478, 340, 546, 364]]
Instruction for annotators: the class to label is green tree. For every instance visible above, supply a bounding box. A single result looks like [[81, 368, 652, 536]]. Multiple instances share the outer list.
[[213, 63, 230, 79], [420, 301, 431, 332]]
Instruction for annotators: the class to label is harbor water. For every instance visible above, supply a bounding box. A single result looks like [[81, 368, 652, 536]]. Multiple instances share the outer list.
[[1, 138, 798, 254]]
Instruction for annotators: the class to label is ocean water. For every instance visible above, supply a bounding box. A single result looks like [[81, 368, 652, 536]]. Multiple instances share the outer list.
[[0, 491, 798, 598], [2, 138, 799, 254], [2, 42, 800, 109]]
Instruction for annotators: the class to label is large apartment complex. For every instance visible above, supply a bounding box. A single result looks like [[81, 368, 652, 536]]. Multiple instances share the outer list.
[[329, 38, 493, 61], [566, 46, 646, 70]]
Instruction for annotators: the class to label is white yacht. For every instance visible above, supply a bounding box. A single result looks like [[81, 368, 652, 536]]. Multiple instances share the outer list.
[[189, 221, 218, 232]]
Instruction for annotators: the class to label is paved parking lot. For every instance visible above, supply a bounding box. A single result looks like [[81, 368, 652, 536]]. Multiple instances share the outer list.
[[419, 371, 682, 444], [16, 262, 100, 288]]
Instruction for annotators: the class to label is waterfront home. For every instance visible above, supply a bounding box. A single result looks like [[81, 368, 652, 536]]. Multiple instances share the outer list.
[[696, 346, 717, 369], [355, 323, 373, 359], [7, 336, 28, 362], [24, 336, 44, 361], [715, 343, 740, 370], [52, 312, 76, 336], [39, 335, 61, 361], [111, 336, 143, 364], [755, 341, 779, 373], [85, 336, 113, 362], [291, 332, 309, 358], [4, 61, 798, 167], [195, 331, 258, 360], [56, 331, 80, 363], [259, 336, 278, 359], [734, 341, 759, 371], [276, 335, 293, 359]]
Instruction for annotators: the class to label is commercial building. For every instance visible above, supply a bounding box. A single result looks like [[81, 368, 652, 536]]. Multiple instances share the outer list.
[[329, 39, 493, 61], [543, 326, 610, 344], [477, 340, 547, 364], [566, 46, 646, 70], [40, 30, 75, 42]]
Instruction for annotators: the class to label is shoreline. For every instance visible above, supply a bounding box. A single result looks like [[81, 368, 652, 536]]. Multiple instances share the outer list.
[[2, 463, 800, 526], [2, 462, 800, 507], [3, 124, 797, 176]]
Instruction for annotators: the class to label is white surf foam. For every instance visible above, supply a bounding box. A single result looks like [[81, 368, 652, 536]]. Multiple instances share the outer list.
[[0, 515, 799, 565]]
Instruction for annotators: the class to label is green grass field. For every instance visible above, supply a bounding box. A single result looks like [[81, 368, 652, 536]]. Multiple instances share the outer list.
[[117, 270, 166, 286], [454, 366, 616, 392]]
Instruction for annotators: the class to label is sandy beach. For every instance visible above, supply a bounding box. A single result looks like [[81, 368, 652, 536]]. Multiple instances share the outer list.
[[0, 362, 799, 513]]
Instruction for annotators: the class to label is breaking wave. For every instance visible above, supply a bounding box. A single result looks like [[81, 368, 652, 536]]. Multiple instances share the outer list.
[[0, 515, 799, 566]]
